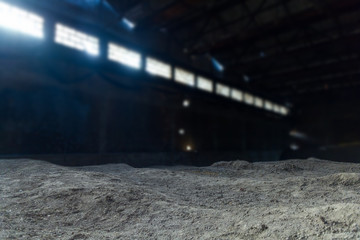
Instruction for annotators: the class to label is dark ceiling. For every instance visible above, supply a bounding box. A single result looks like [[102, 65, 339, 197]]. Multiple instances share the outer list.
[[15, 0, 360, 107], [104, 0, 360, 105]]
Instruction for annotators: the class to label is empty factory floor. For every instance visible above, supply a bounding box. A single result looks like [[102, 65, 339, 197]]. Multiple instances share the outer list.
[[1, 158, 360, 239]]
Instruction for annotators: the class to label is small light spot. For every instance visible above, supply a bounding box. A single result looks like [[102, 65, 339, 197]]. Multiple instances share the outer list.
[[186, 145, 192, 151], [178, 129, 185, 135], [211, 57, 225, 72], [290, 143, 299, 151], [289, 130, 306, 140], [122, 17, 136, 30], [183, 99, 190, 108], [243, 75, 250, 82]]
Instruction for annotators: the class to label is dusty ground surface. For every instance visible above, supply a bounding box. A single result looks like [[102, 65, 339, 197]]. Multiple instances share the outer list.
[[1, 158, 360, 240]]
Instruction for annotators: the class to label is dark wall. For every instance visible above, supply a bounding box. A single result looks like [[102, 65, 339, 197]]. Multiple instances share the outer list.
[[283, 92, 360, 162]]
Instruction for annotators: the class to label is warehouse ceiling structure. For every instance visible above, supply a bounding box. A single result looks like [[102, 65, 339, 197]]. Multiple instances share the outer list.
[[11, 0, 360, 106], [103, 0, 360, 104]]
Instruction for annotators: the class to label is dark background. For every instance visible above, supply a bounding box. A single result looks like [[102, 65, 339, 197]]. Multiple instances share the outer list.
[[2, 0, 360, 166]]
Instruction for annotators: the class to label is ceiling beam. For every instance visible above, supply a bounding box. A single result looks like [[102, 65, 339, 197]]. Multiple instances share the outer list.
[[191, 0, 360, 56]]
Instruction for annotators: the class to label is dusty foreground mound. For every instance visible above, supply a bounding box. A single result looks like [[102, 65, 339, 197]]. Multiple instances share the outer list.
[[1, 159, 360, 240]]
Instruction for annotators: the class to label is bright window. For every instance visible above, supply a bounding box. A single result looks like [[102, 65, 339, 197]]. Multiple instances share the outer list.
[[254, 97, 264, 108], [175, 68, 195, 86], [146, 57, 171, 79], [244, 93, 254, 105], [108, 43, 141, 69], [0, 2, 44, 38], [264, 101, 273, 111], [273, 104, 281, 113], [216, 83, 230, 97], [231, 89, 243, 102], [280, 106, 289, 116], [55, 24, 99, 55], [197, 76, 213, 92]]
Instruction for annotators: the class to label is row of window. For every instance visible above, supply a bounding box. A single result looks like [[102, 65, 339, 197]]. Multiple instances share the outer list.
[[0, 1, 289, 116]]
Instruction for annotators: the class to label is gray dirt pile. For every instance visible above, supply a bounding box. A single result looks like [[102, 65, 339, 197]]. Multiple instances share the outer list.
[[1, 158, 360, 239]]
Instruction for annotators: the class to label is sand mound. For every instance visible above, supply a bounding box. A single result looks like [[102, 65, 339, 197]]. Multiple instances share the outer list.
[[211, 160, 251, 169], [319, 173, 360, 186], [2, 159, 360, 239], [272, 162, 304, 172]]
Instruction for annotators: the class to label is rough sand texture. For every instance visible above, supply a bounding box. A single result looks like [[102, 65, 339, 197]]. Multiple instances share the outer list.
[[1, 158, 360, 239]]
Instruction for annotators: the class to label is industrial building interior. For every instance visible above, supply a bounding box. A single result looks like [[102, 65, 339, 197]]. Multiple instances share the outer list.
[[1, 0, 360, 239]]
